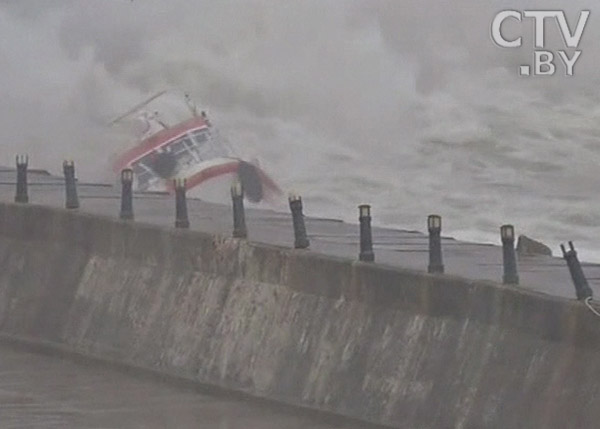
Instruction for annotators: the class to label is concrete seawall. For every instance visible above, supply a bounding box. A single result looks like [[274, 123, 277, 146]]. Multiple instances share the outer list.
[[0, 202, 599, 428]]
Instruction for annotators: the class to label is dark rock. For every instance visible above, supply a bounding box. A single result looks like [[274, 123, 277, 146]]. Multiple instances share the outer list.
[[516, 235, 552, 257]]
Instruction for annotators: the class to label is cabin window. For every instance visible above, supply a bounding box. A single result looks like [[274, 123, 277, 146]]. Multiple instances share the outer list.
[[170, 135, 201, 165], [191, 128, 229, 159], [169, 137, 194, 156], [132, 162, 155, 190], [190, 129, 209, 145]]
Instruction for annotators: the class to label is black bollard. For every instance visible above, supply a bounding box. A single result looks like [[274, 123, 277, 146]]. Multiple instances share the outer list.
[[63, 160, 79, 209], [289, 194, 310, 249], [174, 178, 190, 229], [119, 168, 134, 221], [501, 225, 519, 285], [14, 155, 29, 203], [231, 181, 247, 238], [561, 241, 593, 300], [428, 214, 444, 274], [359, 204, 374, 262]]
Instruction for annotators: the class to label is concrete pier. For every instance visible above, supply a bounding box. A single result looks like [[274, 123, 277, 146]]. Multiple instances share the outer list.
[[1, 167, 598, 299], [1, 168, 600, 428]]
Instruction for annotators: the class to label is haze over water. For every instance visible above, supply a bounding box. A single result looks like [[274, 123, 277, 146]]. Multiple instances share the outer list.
[[1, 1, 600, 260]]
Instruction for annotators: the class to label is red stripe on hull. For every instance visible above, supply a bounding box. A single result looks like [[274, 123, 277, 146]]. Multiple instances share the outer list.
[[114, 116, 209, 171], [165, 161, 240, 193], [164, 160, 282, 200]]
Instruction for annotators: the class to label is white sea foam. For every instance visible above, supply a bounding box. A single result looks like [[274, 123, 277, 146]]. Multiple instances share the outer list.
[[1, 1, 599, 260]]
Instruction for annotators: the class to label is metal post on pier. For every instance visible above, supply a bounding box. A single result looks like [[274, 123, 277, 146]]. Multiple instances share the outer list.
[[174, 178, 190, 229], [63, 160, 79, 209], [359, 204, 374, 262], [14, 155, 29, 204], [561, 241, 593, 300], [289, 193, 309, 249], [231, 180, 247, 239], [428, 214, 444, 274], [501, 225, 519, 285], [119, 168, 134, 221]]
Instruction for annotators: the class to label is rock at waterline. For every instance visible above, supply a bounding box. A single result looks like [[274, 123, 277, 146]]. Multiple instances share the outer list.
[[516, 235, 553, 257]]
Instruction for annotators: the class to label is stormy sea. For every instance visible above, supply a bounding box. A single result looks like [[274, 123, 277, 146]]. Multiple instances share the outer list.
[[1, 0, 599, 260]]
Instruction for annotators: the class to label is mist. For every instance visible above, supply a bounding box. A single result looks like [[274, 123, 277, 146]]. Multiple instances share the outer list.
[[2, 0, 600, 259]]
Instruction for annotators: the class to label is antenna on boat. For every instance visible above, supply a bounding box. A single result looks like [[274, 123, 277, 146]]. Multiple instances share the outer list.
[[184, 93, 199, 117], [109, 90, 168, 125], [153, 111, 169, 130], [201, 110, 212, 126]]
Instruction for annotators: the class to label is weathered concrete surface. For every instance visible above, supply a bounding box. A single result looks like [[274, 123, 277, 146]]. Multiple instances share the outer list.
[[1, 202, 600, 428], [2, 168, 600, 300]]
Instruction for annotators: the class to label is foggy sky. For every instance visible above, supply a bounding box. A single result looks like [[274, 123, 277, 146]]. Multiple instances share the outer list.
[[1, 1, 596, 170]]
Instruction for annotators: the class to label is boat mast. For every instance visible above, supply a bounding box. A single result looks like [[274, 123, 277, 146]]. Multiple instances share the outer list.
[[185, 93, 199, 118]]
